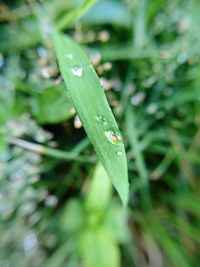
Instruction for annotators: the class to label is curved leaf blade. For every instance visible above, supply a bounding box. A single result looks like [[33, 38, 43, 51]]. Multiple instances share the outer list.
[[52, 32, 129, 205]]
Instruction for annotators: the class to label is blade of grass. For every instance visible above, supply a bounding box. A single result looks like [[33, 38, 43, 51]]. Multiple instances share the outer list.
[[133, 0, 147, 49], [8, 136, 96, 163], [52, 32, 129, 205], [126, 105, 151, 207], [56, 0, 97, 31], [126, 106, 148, 186], [41, 241, 74, 267]]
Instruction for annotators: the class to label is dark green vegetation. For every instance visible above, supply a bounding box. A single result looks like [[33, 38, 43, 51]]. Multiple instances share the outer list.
[[1, 0, 200, 267]]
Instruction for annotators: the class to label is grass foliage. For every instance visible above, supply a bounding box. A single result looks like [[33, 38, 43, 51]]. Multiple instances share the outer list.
[[0, 0, 200, 267]]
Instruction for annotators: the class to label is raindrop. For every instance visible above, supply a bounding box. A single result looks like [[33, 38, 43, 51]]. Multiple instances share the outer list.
[[116, 151, 123, 156], [95, 115, 107, 124], [71, 66, 83, 77], [65, 54, 73, 60], [105, 129, 122, 145]]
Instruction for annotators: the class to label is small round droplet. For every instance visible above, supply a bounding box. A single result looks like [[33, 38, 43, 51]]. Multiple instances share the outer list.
[[71, 66, 83, 77], [65, 54, 73, 60], [95, 115, 107, 124], [105, 130, 122, 145], [116, 151, 122, 156]]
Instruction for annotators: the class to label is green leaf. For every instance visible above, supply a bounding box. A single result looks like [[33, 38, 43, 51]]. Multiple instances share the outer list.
[[79, 227, 120, 267], [31, 85, 73, 124], [81, 0, 132, 28], [85, 163, 112, 211], [52, 32, 129, 205], [60, 199, 84, 234], [56, 0, 97, 31]]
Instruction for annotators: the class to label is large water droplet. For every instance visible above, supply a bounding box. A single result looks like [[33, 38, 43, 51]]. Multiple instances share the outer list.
[[105, 129, 122, 145], [95, 115, 107, 124], [116, 151, 122, 156], [65, 54, 73, 60], [71, 66, 83, 77]]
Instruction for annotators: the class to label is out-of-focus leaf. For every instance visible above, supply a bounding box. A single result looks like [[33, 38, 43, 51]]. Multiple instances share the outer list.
[[107, 204, 129, 243], [60, 199, 84, 234], [81, 0, 132, 28], [79, 227, 120, 267], [31, 86, 73, 124], [56, 0, 97, 30], [0, 20, 41, 53], [85, 163, 112, 211]]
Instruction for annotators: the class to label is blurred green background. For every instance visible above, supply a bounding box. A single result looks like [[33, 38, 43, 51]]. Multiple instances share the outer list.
[[1, 0, 200, 266]]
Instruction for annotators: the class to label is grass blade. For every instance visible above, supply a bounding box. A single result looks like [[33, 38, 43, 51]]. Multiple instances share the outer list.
[[52, 32, 129, 205], [56, 0, 97, 31]]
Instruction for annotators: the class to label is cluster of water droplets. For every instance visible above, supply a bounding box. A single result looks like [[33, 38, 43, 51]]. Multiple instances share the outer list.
[[65, 53, 83, 78]]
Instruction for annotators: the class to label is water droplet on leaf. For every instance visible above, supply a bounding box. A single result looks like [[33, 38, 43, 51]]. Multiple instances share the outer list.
[[71, 66, 83, 77], [65, 54, 73, 60], [105, 129, 122, 145], [95, 115, 107, 124], [116, 151, 122, 156]]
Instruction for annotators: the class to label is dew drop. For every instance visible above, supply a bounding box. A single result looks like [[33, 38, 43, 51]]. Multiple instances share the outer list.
[[65, 54, 73, 60], [95, 115, 107, 124], [105, 129, 122, 145], [116, 151, 122, 156], [71, 66, 83, 77]]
